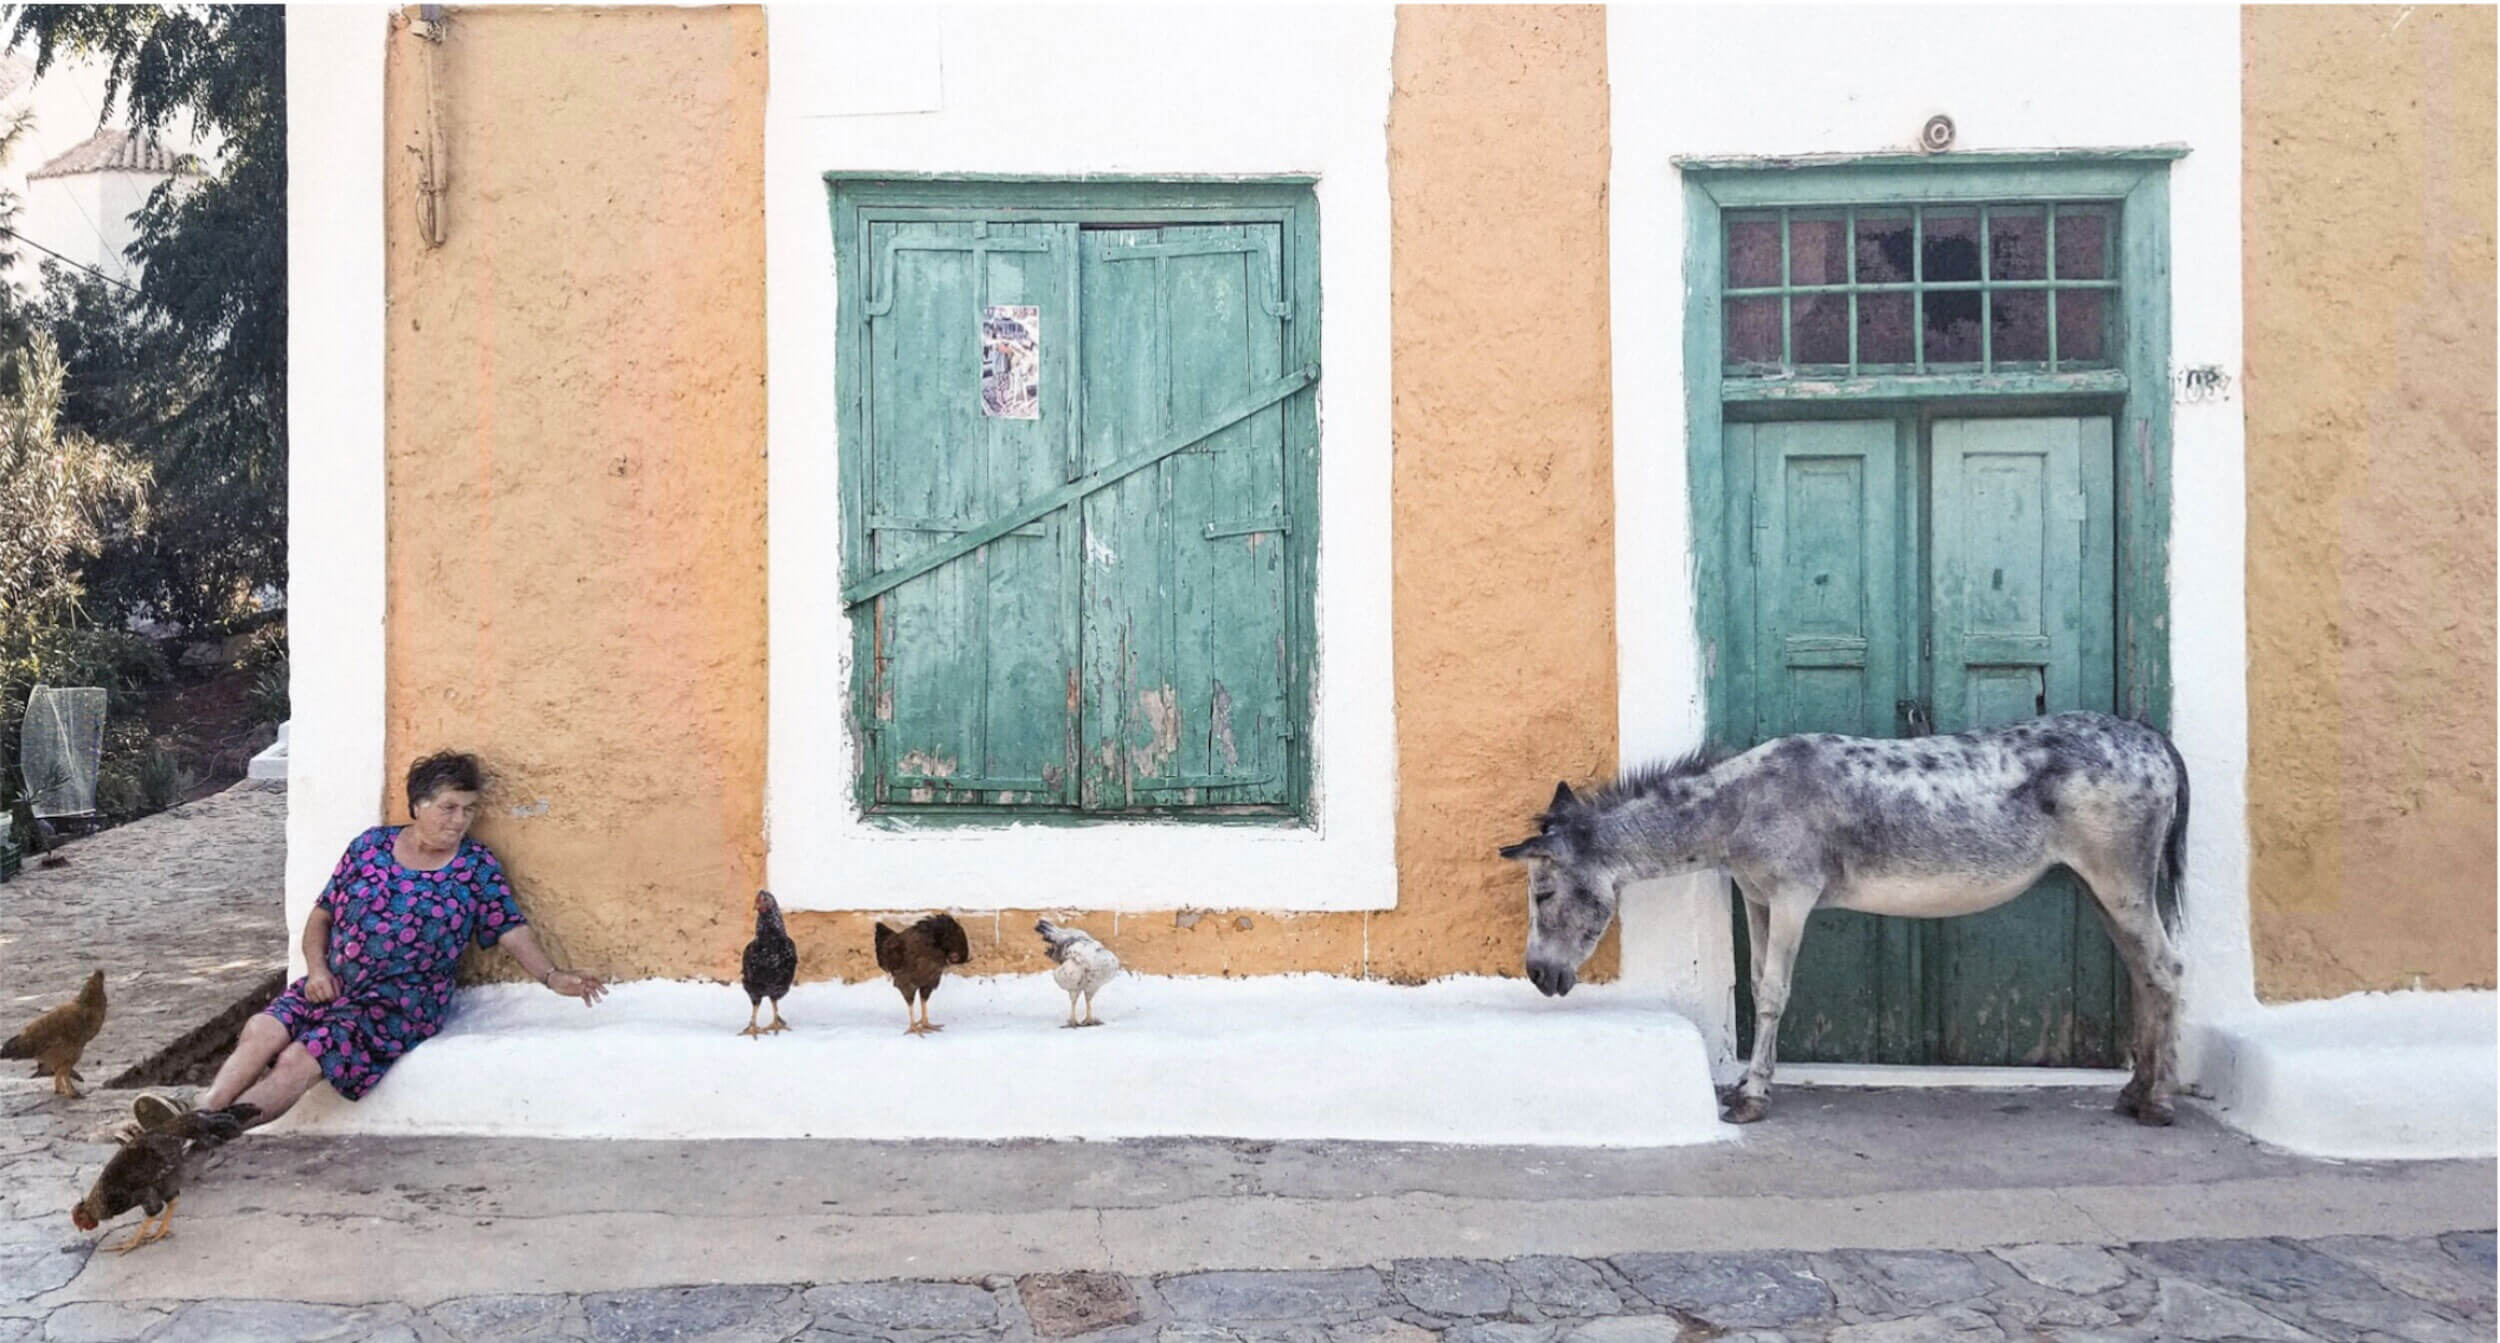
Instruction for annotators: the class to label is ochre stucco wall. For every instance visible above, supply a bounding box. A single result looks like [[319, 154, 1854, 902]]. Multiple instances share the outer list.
[[2243, 5, 2497, 998], [382, 6, 772, 983], [380, 6, 1616, 986], [1376, 4, 1619, 980]]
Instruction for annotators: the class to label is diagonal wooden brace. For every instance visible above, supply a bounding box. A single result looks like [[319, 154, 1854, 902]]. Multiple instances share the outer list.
[[840, 363, 1318, 609]]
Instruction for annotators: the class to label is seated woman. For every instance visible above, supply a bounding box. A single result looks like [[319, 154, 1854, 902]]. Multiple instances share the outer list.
[[152, 750, 605, 1134]]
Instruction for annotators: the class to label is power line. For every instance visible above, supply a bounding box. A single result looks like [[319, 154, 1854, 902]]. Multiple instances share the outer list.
[[0, 224, 141, 296]]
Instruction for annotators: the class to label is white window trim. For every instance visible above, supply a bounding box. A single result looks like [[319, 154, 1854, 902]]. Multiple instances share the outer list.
[[763, 6, 1399, 912]]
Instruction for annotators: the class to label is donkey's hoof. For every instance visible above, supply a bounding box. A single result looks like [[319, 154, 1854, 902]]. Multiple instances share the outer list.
[[2113, 1090, 2140, 1118], [1719, 1094, 1770, 1125], [2130, 1099, 2176, 1127]]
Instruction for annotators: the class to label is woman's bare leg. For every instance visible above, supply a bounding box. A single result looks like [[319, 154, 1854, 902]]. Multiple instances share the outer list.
[[201, 1014, 289, 1110], [230, 1043, 327, 1127]]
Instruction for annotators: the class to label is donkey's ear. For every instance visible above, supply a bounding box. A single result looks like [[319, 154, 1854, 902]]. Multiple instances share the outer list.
[[1548, 781, 1581, 813], [1498, 835, 1552, 861]]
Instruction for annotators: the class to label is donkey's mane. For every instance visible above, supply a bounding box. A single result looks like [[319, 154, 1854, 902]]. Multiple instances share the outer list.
[[1578, 744, 1730, 813]]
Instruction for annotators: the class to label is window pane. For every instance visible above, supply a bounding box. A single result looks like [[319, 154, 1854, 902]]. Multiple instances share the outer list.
[[1857, 293, 1914, 364], [1794, 294, 1848, 364], [1923, 209, 1980, 283], [1790, 213, 1848, 286], [1924, 291, 1983, 364], [1727, 297, 1782, 367], [1992, 290, 2049, 363], [1728, 214, 1782, 288], [1855, 211, 1913, 283], [2056, 209, 2111, 280], [1988, 207, 2046, 281], [2056, 289, 2109, 364]]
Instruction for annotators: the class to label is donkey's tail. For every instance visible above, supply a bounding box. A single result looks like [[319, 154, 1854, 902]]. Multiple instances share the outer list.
[[2156, 728, 2190, 937]]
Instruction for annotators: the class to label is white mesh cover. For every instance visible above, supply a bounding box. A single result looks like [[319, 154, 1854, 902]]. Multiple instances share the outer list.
[[20, 684, 105, 818]]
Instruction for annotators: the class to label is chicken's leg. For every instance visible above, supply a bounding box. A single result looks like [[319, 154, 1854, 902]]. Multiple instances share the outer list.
[[920, 990, 945, 1033], [107, 1200, 175, 1254], [903, 992, 927, 1035], [740, 1000, 764, 1037], [1081, 992, 1102, 1027], [765, 999, 788, 1034], [51, 1063, 79, 1098], [1062, 994, 1081, 1028]]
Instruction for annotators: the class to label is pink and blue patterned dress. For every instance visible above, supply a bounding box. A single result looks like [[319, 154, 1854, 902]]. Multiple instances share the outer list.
[[263, 826, 527, 1101]]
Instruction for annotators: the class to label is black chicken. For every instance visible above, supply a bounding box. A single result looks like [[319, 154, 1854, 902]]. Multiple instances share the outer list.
[[72, 1103, 258, 1253], [873, 913, 970, 1035], [740, 889, 798, 1036]]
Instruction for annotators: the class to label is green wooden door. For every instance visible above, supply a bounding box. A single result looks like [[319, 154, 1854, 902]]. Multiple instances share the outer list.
[[1078, 227, 1296, 809], [1726, 419, 1922, 1062], [1926, 416, 2123, 1065], [859, 219, 1081, 807], [1730, 414, 2125, 1066]]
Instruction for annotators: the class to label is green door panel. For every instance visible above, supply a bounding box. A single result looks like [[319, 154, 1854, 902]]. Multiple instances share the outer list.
[[1078, 226, 1294, 810], [1726, 420, 1923, 1064], [1731, 414, 2124, 1068], [859, 219, 1079, 806], [1928, 416, 2123, 1066]]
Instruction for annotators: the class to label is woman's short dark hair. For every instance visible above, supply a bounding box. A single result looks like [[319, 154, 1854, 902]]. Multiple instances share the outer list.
[[406, 751, 484, 811]]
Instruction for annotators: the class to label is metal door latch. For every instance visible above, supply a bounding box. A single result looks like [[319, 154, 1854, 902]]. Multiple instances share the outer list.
[[1896, 699, 1933, 737]]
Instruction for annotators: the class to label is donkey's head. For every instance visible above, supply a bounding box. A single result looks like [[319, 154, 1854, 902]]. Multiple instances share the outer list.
[[1501, 781, 1626, 997]]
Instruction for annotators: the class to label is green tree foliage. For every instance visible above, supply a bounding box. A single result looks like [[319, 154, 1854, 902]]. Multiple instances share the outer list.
[[0, 331, 148, 637], [9, 4, 284, 631]]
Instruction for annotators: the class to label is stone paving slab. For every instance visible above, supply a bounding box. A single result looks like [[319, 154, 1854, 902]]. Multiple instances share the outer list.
[[0, 1067, 2493, 1341], [0, 782, 285, 1088], [1, 1232, 2492, 1341]]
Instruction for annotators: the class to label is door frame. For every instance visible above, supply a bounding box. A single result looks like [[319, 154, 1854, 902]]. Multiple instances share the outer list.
[[1681, 150, 2181, 746], [1682, 151, 2179, 1067]]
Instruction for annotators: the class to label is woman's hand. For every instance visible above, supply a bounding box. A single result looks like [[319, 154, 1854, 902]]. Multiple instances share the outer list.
[[546, 970, 607, 1007], [305, 967, 340, 1004]]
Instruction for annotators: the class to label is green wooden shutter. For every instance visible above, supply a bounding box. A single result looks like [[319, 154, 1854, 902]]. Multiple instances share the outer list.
[[1927, 415, 2123, 1065], [1726, 419, 1921, 1063], [1078, 226, 1296, 809], [854, 219, 1080, 806]]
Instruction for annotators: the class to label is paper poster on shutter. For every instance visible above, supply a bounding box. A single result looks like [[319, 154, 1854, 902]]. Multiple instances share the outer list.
[[980, 305, 1041, 419]]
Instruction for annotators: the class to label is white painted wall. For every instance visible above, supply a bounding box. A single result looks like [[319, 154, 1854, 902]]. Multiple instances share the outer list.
[[19, 169, 163, 285], [283, 7, 392, 975], [764, 6, 1398, 912], [1606, 7, 2252, 1068]]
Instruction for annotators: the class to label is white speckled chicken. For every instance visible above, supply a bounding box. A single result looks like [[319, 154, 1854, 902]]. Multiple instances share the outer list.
[[1034, 919, 1120, 1028]]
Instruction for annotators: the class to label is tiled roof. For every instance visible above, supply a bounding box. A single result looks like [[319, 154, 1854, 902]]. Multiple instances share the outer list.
[[29, 128, 191, 180]]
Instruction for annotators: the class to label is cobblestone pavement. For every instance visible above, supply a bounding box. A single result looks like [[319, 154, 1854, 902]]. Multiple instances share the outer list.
[[3, 1084, 2492, 1342], [3, 1234, 2492, 1341], [0, 782, 286, 1086]]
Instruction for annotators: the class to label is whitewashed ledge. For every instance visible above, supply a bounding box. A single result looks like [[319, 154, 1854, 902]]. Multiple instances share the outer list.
[[269, 974, 1730, 1147], [2189, 989, 2497, 1161]]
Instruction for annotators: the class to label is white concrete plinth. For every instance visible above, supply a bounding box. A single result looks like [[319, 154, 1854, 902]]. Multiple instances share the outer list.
[[2191, 990, 2497, 1160], [247, 720, 289, 781], [272, 974, 1730, 1146]]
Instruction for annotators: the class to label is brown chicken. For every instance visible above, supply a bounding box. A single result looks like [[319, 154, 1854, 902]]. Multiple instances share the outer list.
[[3, 970, 106, 1096], [71, 1102, 256, 1253], [873, 913, 970, 1035]]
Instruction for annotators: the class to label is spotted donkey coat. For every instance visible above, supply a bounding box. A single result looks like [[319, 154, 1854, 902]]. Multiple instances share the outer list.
[[1503, 711, 2189, 1126]]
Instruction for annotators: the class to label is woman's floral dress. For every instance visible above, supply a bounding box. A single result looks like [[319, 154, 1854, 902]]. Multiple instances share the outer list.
[[263, 826, 526, 1100]]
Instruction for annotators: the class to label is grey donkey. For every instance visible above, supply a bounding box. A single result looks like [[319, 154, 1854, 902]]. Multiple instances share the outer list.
[[1501, 711, 2189, 1126]]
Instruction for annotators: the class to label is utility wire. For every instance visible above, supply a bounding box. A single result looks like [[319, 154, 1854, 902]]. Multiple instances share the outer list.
[[0, 224, 141, 296]]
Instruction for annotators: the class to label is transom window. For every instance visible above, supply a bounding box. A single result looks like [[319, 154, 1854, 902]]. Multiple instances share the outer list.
[[1723, 202, 2119, 376]]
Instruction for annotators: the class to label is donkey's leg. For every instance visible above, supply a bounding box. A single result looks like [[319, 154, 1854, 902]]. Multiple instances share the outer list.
[[2076, 853, 2183, 1125], [1724, 889, 1813, 1125], [1721, 894, 1772, 1104]]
